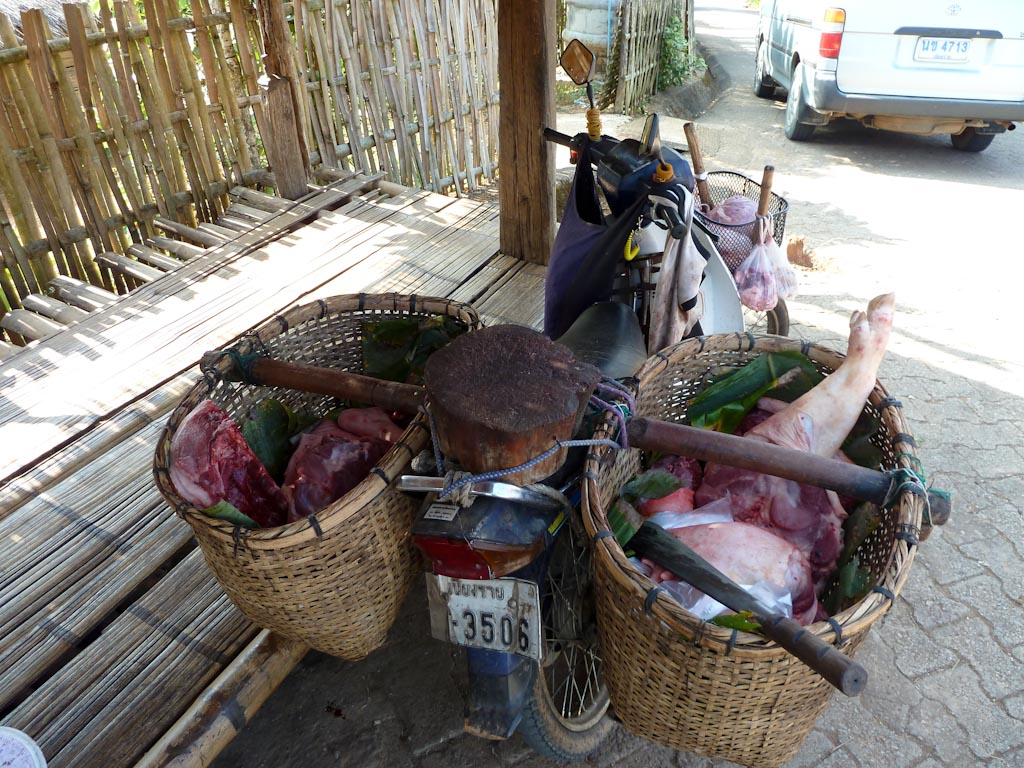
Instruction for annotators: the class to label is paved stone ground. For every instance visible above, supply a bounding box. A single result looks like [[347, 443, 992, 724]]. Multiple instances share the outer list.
[[214, 2, 1024, 766]]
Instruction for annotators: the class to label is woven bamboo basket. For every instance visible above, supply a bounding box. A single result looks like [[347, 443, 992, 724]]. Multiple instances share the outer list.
[[154, 294, 481, 659], [581, 334, 923, 768]]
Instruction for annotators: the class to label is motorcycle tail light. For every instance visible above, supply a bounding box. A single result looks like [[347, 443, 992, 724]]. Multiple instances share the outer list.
[[413, 535, 545, 579]]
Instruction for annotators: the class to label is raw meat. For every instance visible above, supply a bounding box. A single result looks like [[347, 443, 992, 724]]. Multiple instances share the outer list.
[[638, 487, 694, 518], [651, 455, 703, 489], [694, 294, 895, 593], [706, 194, 756, 226], [645, 521, 818, 624], [282, 420, 389, 521], [169, 400, 288, 528], [336, 406, 404, 443]]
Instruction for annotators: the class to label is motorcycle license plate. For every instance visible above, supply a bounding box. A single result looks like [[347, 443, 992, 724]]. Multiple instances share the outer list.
[[425, 574, 543, 661]]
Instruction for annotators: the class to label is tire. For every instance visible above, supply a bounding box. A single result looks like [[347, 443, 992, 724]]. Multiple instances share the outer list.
[[743, 296, 790, 336], [517, 517, 613, 761], [784, 63, 816, 141], [753, 41, 774, 99], [951, 128, 995, 153]]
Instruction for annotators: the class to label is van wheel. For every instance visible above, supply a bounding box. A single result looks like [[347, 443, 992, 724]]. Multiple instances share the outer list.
[[784, 63, 816, 141], [754, 41, 774, 98], [951, 128, 995, 153]]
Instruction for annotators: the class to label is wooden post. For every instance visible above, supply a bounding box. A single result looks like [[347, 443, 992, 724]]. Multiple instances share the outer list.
[[254, 0, 308, 200], [497, 0, 556, 265]]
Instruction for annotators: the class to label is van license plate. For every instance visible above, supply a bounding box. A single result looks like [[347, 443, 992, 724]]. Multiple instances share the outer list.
[[914, 37, 970, 62], [425, 574, 543, 661]]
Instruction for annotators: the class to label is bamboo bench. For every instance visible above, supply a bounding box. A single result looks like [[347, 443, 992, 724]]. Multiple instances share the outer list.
[[0, 186, 298, 353], [0, 175, 538, 767]]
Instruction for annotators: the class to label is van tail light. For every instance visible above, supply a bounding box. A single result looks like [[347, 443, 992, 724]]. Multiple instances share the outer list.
[[819, 8, 846, 59], [413, 535, 545, 579]]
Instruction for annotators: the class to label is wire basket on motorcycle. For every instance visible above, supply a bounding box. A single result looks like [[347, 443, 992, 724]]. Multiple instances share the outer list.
[[694, 170, 789, 272]]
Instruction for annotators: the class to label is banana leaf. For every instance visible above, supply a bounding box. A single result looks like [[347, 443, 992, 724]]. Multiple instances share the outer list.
[[362, 316, 466, 383], [687, 351, 823, 434], [203, 500, 258, 529], [621, 470, 684, 503], [241, 398, 297, 482]]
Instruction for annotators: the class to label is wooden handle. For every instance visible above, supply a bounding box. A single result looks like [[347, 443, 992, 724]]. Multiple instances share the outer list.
[[626, 416, 951, 527], [628, 522, 867, 696], [202, 352, 424, 415], [756, 164, 775, 217], [683, 122, 713, 208]]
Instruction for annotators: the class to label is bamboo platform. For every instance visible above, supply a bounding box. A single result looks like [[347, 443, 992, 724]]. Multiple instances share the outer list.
[[0, 177, 543, 767]]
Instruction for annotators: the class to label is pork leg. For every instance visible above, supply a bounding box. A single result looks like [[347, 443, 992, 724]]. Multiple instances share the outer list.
[[747, 293, 895, 457]]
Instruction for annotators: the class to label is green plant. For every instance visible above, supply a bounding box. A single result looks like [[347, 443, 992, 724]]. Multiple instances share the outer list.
[[657, 15, 700, 91]]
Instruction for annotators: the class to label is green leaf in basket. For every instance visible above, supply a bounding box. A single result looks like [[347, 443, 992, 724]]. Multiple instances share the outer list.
[[822, 555, 873, 615], [202, 500, 258, 529], [838, 502, 881, 569], [241, 398, 296, 482], [688, 352, 822, 434], [710, 611, 762, 633], [607, 498, 643, 548], [621, 470, 684, 503], [362, 316, 466, 383]]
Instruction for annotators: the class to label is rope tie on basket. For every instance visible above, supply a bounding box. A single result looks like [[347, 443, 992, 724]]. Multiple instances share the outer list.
[[202, 333, 271, 388], [882, 466, 948, 530]]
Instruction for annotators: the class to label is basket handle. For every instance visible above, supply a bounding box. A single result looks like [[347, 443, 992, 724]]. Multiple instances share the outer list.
[[683, 122, 712, 208], [628, 521, 867, 696], [756, 165, 775, 217]]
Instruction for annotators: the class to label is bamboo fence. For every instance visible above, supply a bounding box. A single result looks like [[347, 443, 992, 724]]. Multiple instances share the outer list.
[[605, 0, 682, 114], [0, 0, 499, 345]]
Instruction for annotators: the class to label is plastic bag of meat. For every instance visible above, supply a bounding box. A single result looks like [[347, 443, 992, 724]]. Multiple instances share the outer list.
[[733, 223, 778, 311], [706, 194, 757, 226], [169, 400, 288, 528], [638, 498, 817, 623], [758, 217, 798, 299]]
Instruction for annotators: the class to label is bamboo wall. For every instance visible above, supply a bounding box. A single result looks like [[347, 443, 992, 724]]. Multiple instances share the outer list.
[[605, 0, 681, 115], [0, 0, 499, 344]]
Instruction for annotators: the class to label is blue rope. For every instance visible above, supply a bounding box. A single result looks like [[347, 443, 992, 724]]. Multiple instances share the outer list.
[[883, 467, 935, 528], [438, 438, 622, 500], [423, 406, 446, 476]]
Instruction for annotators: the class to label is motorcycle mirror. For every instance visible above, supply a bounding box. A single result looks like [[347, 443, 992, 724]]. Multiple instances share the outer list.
[[640, 114, 663, 160], [560, 39, 596, 86]]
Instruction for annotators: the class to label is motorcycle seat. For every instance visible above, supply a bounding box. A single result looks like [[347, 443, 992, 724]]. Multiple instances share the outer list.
[[554, 302, 647, 380]]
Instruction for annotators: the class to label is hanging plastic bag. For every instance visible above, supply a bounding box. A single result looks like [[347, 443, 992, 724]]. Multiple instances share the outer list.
[[760, 217, 799, 299], [733, 216, 778, 311]]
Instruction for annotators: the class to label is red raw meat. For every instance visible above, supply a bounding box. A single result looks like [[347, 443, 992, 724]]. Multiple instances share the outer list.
[[336, 406, 404, 443], [282, 420, 389, 521], [650, 455, 703, 489], [638, 487, 695, 518], [169, 400, 288, 528]]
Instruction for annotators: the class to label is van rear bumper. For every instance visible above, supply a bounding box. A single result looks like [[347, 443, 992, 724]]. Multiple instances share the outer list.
[[805, 68, 1024, 122]]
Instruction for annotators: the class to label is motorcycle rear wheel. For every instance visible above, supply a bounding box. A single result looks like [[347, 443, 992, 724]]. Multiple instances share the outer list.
[[517, 517, 613, 760], [743, 296, 790, 336]]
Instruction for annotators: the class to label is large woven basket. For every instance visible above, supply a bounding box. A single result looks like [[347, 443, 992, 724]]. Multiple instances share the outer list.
[[581, 334, 922, 768], [154, 294, 481, 659]]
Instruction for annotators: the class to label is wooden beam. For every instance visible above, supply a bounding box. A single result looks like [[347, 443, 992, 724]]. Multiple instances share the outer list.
[[254, 0, 309, 200], [497, 0, 556, 265]]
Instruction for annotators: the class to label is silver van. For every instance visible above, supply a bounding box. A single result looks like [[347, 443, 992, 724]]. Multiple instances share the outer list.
[[754, 1, 1024, 151]]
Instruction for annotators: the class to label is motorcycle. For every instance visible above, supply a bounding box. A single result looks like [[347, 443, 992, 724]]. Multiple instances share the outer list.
[[399, 39, 788, 761]]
